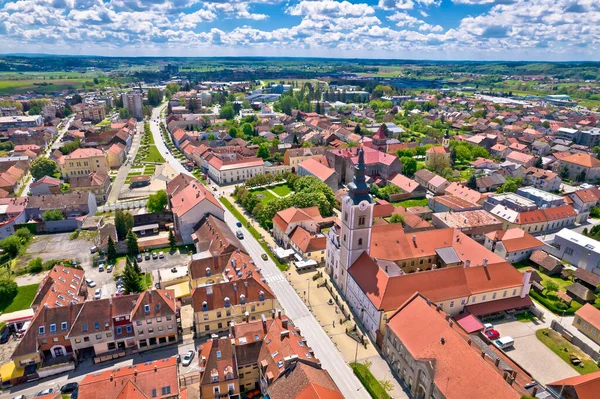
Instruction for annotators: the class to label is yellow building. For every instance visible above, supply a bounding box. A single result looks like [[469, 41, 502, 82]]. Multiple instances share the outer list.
[[192, 276, 276, 337], [574, 304, 600, 345], [57, 148, 109, 179]]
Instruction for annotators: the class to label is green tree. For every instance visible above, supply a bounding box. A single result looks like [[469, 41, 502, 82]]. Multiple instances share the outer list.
[[560, 165, 570, 179], [42, 209, 64, 221], [28, 257, 43, 274], [132, 257, 142, 275], [535, 156, 543, 168], [122, 258, 143, 294], [146, 190, 168, 212], [497, 177, 522, 194], [118, 108, 130, 119], [354, 124, 362, 135], [169, 229, 176, 252], [576, 169, 587, 182], [389, 213, 404, 224], [219, 104, 235, 120], [543, 279, 559, 295], [467, 174, 477, 190], [257, 143, 271, 160], [30, 157, 58, 179], [228, 127, 238, 138], [115, 210, 134, 239], [242, 123, 254, 137], [106, 236, 117, 262], [28, 106, 42, 115], [401, 157, 417, 177], [126, 230, 139, 255], [147, 88, 163, 106], [0, 279, 18, 308]]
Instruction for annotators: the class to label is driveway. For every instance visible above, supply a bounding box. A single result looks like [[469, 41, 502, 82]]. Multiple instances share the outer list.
[[493, 319, 579, 384]]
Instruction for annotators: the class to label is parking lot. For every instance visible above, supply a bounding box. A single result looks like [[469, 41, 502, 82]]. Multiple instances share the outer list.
[[22, 233, 93, 266], [493, 319, 579, 384]]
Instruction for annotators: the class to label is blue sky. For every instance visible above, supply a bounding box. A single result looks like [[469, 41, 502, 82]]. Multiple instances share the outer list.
[[0, 0, 599, 60]]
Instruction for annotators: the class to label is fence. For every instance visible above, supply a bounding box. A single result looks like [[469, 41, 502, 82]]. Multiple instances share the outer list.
[[551, 320, 600, 361]]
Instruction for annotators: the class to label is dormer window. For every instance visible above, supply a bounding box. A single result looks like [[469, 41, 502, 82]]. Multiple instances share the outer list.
[[216, 351, 221, 359], [95, 322, 100, 329], [50, 324, 56, 333], [61, 322, 68, 331], [224, 297, 230, 308], [206, 267, 211, 277], [39, 326, 45, 334], [240, 294, 246, 305], [144, 305, 150, 314], [82, 324, 87, 332], [155, 304, 160, 311], [259, 291, 264, 301], [202, 301, 208, 311]]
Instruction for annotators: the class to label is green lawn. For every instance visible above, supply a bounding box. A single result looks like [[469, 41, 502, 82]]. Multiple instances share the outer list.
[[141, 145, 165, 163], [0, 284, 38, 314], [141, 273, 152, 290], [350, 362, 391, 399], [513, 262, 532, 270], [270, 183, 293, 197], [250, 188, 278, 205], [536, 329, 600, 374], [391, 198, 429, 209], [515, 311, 537, 323]]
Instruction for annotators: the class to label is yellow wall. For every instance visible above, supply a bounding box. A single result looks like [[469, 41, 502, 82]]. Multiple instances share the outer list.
[[13, 352, 41, 367], [60, 154, 108, 179], [238, 364, 259, 392], [574, 315, 600, 345], [194, 299, 276, 336]]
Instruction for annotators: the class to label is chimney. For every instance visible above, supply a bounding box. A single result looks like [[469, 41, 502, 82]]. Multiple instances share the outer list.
[[278, 310, 282, 319], [110, 374, 114, 382], [412, 235, 416, 245], [495, 358, 500, 367], [481, 351, 485, 359], [134, 369, 138, 377], [483, 258, 488, 268], [464, 259, 471, 268], [282, 318, 288, 329], [440, 337, 445, 345], [467, 339, 471, 346], [262, 314, 267, 333], [272, 309, 276, 319], [280, 330, 290, 339], [154, 366, 158, 372], [232, 282, 237, 292]]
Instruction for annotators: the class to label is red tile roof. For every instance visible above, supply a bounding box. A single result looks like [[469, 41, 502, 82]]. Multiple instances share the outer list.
[[298, 158, 335, 181], [170, 180, 222, 217], [547, 370, 600, 399], [562, 153, 600, 168], [484, 228, 544, 253]]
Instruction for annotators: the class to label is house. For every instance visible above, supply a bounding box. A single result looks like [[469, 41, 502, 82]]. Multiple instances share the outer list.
[[272, 206, 328, 249], [547, 371, 600, 399], [31, 266, 87, 312], [506, 151, 536, 168], [529, 250, 563, 276], [388, 174, 427, 200], [570, 189, 600, 223], [288, 227, 327, 265], [69, 171, 111, 204], [491, 143, 510, 158], [484, 228, 544, 263], [573, 304, 600, 346], [198, 337, 241, 398], [168, 176, 224, 245], [131, 290, 179, 351], [326, 146, 402, 185], [432, 210, 502, 241], [559, 153, 600, 182], [476, 173, 506, 192], [77, 357, 180, 399], [428, 195, 481, 213], [26, 191, 97, 220], [532, 140, 551, 156], [444, 182, 482, 203], [523, 167, 562, 192], [207, 157, 264, 185], [191, 276, 276, 337], [297, 158, 338, 191], [566, 283, 597, 305], [106, 143, 126, 169], [382, 293, 522, 399], [516, 186, 565, 208], [29, 176, 61, 195], [413, 169, 450, 195], [0, 197, 28, 239], [57, 148, 109, 179], [547, 229, 600, 275], [283, 147, 326, 172]]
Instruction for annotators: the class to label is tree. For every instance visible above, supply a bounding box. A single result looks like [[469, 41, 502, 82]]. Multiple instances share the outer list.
[[257, 143, 271, 160], [560, 165, 570, 179], [42, 209, 64, 221], [169, 229, 177, 252], [354, 124, 362, 135], [122, 258, 143, 294], [389, 213, 404, 224], [583, 227, 589, 236], [0, 279, 18, 307], [379, 379, 394, 393], [106, 236, 117, 262], [219, 104, 235, 120], [576, 169, 587, 182], [242, 123, 254, 137], [115, 210, 134, 239], [147, 190, 168, 212], [132, 257, 142, 275], [118, 108, 130, 119], [126, 230, 139, 255], [535, 156, 543, 168], [401, 157, 417, 177], [543, 279, 559, 295], [30, 157, 58, 179], [28, 257, 43, 273], [228, 127, 238, 138], [147, 88, 163, 106], [467, 174, 478, 189], [496, 177, 522, 194]]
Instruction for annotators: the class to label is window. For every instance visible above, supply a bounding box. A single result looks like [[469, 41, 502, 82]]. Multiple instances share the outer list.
[[155, 304, 160, 311], [217, 312, 222, 318], [213, 386, 220, 393], [39, 326, 45, 334], [126, 325, 133, 333], [168, 324, 173, 330], [565, 247, 574, 256], [144, 305, 150, 314], [449, 301, 454, 308], [344, 212, 348, 222], [166, 315, 172, 321], [138, 329, 144, 335], [157, 317, 162, 323], [217, 351, 222, 359], [61, 322, 68, 331], [148, 328, 154, 333], [161, 387, 171, 395], [358, 238, 363, 246], [203, 314, 209, 321], [84, 337, 90, 342], [136, 321, 142, 326], [577, 318, 582, 325], [492, 293, 497, 299], [482, 295, 487, 301], [95, 322, 100, 329], [343, 234, 346, 242], [96, 334, 102, 340], [205, 325, 210, 331], [218, 322, 223, 329], [146, 319, 152, 324], [358, 216, 366, 226], [158, 326, 164, 332], [116, 327, 122, 335], [50, 324, 56, 332], [503, 290, 507, 298], [152, 388, 157, 398]]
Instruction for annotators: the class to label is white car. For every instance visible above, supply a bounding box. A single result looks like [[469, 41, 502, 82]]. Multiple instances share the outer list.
[[98, 264, 105, 272], [182, 350, 195, 367], [159, 251, 164, 259], [107, 265, 114, 273], [85, 279, 96, 287], [94, 289, 102, 300]]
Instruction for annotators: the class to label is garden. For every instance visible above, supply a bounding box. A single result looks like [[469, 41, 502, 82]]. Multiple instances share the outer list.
[[134, 122, 165, 164], [519, 266, 586, 315], [536, 329, 600, 374]]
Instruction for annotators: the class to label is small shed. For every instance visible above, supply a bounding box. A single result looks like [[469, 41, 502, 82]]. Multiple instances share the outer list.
[[529, 250, 563, 276], [573, 268, 600, 292], [566, 282, 597, 305]]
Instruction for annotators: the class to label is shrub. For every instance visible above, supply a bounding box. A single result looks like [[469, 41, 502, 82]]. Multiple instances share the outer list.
[[28, 257, 43, 274], [0, 279, 18, 307]]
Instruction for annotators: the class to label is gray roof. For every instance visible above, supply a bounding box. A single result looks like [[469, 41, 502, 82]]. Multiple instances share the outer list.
[[435, 247, 461, 265]]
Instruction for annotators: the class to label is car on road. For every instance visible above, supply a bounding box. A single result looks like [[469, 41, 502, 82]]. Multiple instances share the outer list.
[[484, 329, 500, 340], [145, 252, 150, 260], [107, 265, 114, 273], [236, 221, 242, 228], [94, 289, 102, 300], [137, 254, 143, 262], [98, 264, 105, 272], [182, 350, 195, 367], [261, 254, 268, 261], [60, 382, 78, 393], [159, 251, 164, 259], [236, 230, 244, 239], [152, 252, 158, 260], [34, 388, 55, 397]]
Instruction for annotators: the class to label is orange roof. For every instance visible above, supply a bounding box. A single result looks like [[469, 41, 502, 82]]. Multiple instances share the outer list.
[[268, 362, 343, 399], [272, 206, 323, 233], [427, 145, 449, 154], [547, 370, 600, 399], [484, 228, 544, 253], [506, 151, 534, 164], [298, 158, 335, 181], [386, 294, 521, 399], [561, 153, 600, 168], [289, 226, 326, 253], [64, 147, 104, 159], [444, 182, 482, 203], [170, 180, 222, 217], [542, 204, 576, 221], [576, 303, 600, 330], [389, 173, 422, 194], [572, 189, 600, 203]]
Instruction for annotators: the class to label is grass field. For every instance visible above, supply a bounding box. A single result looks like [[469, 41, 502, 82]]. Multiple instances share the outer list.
[[350, 362, 391, 399], [0, 78, 95, 95], [0, 284, 38, 314], [391, 198, 429, 208], [536, 329, 600, 374], [139, 145, 164, 164], [270, 183, 293, 197], [250, 188, 278, 204]]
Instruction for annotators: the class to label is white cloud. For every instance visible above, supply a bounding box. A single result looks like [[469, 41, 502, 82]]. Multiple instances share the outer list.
[[288, 0, 375, 17], [378, 0, 414, 9]]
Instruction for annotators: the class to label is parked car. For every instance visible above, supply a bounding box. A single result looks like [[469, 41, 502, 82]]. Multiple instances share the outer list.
[[137, 254, 143, 262], [236, 221, 242, 228], [98, 264, 105, 272], [107, 265, 114, 273], [11, 395, 26, 399], [145, 252, 150, 260], [484, 329, 500, 340], [152, 252, 158, 260], [94, 289, 102, 300], [90, 246, 98, 254], [247, 389, 261, 399], [85, 279, 96, 288], [34, 389, 54, 397], [60, 382, 78, 393], [494, 336, 514, 350], [159, 251, 164, 259], [261, 254, 268, 261], [171, 267, 177, 273], [71, 388, 79, 399], [0, 331, 10, 344], [182, 350, 195, 367], [236, 230, 244, 239]]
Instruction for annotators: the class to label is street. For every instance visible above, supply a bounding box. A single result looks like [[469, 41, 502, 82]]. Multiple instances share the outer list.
[[147, 104, 371, 399], [106, 121, 144, 204]]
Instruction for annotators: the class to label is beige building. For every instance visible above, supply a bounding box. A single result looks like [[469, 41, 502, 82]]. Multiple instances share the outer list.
[[283, 147, 326, 172], [82, 104, 106, 123], [559, 153, 600, 182], [57, 148, 109, 179], [192, 277, 276, 337], [574, 304, 600, 346]]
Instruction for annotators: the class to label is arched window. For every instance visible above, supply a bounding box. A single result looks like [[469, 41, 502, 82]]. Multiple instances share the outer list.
[[358, 238, 363, 246]]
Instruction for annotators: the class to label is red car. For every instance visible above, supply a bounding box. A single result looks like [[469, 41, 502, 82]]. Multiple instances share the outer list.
[[485, 329, 500, 340]]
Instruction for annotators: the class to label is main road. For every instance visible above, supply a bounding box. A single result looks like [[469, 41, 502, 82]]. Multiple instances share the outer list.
[[148, 104, 370, 399]]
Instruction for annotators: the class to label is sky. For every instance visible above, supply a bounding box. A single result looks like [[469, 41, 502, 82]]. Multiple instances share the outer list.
[[0, 0, 599, 61]]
